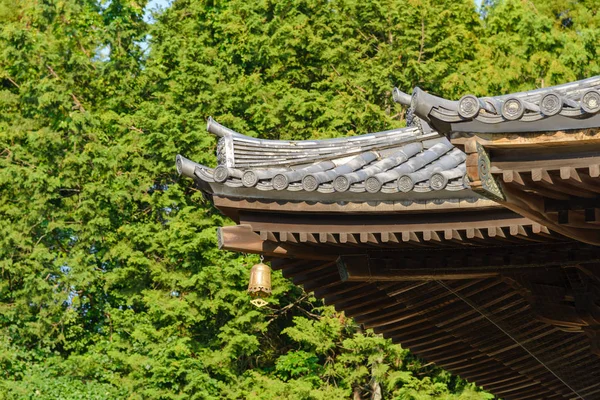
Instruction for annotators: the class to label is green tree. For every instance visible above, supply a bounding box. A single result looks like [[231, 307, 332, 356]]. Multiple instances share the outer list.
[[145, 0, 481, 142], [449, 0, 600, 95], [4, 0, 597, 398]]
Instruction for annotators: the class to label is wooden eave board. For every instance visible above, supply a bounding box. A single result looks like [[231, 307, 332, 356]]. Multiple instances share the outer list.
[[217, 208, 564, 256], [212, 195, 500, 222]]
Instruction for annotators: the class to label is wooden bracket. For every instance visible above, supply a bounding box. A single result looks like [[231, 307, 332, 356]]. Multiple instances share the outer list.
[[465, 139, 505, 201]]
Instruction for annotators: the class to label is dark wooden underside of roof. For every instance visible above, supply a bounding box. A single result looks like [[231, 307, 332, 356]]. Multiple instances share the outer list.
[[271, 255, 600, 399], [215, 204, 600, 399]]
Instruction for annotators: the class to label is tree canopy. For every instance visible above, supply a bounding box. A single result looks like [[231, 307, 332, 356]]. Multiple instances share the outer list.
[[1, 0, 598, 399]]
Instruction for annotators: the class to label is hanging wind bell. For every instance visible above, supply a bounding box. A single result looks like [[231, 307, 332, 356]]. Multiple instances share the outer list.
[[248, 256, 271, 307]]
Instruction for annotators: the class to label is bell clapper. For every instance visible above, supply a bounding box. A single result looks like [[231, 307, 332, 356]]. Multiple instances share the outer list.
[[250, 298, 268, 307], [248, 255, 272, 308]]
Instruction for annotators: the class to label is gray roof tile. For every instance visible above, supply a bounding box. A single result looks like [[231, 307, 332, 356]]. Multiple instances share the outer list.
[[394, 75, 600, 134], [177, 118, 474, 202]]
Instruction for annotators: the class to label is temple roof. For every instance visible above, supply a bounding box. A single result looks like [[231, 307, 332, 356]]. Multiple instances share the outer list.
[[395, 75, 600, 134], [177, 75, 600, 399], [177, 118, 473, 202], [179, 77, 600, 204]]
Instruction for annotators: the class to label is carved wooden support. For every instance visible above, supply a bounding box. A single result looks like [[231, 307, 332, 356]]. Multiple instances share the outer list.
[[500, 184, 600, 245], [463, 138, 600, 245], [465, 139, 504, 201]]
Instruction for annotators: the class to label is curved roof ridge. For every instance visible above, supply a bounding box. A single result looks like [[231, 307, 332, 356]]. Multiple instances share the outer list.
[[207, 117, 427, 168], [393, 75, 600, 134]]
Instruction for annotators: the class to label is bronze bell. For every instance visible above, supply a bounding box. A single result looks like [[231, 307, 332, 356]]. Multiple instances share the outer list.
[[248, 260, 271, 307]]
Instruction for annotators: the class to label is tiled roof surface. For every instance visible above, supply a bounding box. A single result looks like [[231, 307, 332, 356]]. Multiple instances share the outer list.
[[395, 75, 600, 133], [177, 119, 471, 201]]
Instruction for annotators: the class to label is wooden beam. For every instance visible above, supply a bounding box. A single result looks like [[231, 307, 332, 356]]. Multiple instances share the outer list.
[[319, 232, 336, 243], [233, 208, 562, 247], [585, 208, 600, 225], [531, 168, 553, 184], [503, 170, 570, 200], [545, 197, 600, 212], [218, 225, 335, 260], [278, 231, 297, 243], [493, 156, 600, 173], [336, 244, 600, 282], [299, 232, 317, 243], [339, 232, 357, 244], [498, 183, 600, 245], [380, 231, 399, 243], [454, 128, 600, 149], [238, 209, 533, 235], [338, 255, 499, 281], [401, 231, 421, 244], [259, 230, 277, 241], [213, 195, 501, 218], [360, 232, 378, 244], [461, 136, 600, 244], [268, 238, 600, 399]]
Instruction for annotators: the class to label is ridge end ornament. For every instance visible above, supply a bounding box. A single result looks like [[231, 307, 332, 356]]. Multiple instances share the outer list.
[[272, 173, 289, 190], [540, 92, 562, 116], [502, 97, 525, 120], [581, 89, 600, 114], [216, 137, 226, 165], [458, 95, 481, 119]]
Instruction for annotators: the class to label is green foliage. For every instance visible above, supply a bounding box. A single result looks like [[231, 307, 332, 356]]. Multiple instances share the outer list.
[[146, 0, 481, 142], [1, 0, 598, 398], [450, 0, 600, 95]]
